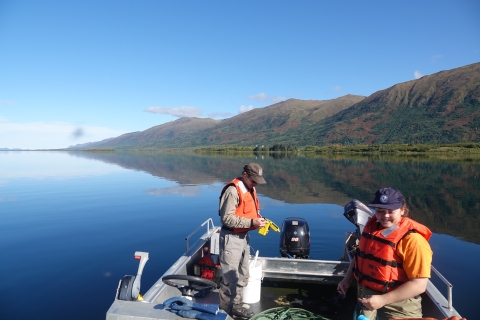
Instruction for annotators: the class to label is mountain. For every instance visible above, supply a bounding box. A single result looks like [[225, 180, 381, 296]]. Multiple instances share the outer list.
[[70, 62, 480, 150], [190, 95, 366, 147], [70, 118, 221, 149], [71, 95, 364, 149], [309, 62, 480, 145]]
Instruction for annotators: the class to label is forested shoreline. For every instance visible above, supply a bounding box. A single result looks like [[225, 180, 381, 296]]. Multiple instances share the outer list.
[[194, 143, 480, 154]]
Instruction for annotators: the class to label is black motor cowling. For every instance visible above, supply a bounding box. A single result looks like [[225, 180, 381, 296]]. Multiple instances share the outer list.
[[279, 217, 310, 259]]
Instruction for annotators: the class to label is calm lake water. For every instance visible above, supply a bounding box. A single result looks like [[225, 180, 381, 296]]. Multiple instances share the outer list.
[[1, 151, 479, 320]]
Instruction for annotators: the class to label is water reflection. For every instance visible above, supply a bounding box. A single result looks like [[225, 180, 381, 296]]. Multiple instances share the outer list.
[[68, 151, 480, 244], [0, 150, 124, 182], [146, 185, 204, 197]]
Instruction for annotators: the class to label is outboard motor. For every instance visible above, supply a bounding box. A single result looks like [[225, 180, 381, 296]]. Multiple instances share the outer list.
[[343, 199, 373, 237], [279, 217, 310, 259]]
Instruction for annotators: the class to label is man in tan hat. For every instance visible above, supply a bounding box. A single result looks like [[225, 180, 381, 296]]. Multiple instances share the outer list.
[[218, 163, 266, 318]]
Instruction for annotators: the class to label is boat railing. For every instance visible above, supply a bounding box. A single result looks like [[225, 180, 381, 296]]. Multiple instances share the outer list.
[[431, 265, 453, 311], [185, 218, 215, 253], [341, 232, 356, 261]]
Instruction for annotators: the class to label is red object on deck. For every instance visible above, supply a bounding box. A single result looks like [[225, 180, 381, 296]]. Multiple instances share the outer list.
[[196, 253, 220, 281]]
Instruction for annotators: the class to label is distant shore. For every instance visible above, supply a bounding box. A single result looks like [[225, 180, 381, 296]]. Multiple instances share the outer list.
[[4, 142, 480, 154], [302, 143, 480, 154], [194, 143, 480, 154]]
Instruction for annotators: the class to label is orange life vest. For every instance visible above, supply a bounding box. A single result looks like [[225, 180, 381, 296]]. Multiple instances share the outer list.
[[354, 217, 432, 293], [220, 178, 260, 233]]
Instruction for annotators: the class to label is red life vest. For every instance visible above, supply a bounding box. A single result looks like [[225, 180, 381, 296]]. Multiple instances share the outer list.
[[220, 178, 260, 233], [196, 253, 220, 281], [354, 217, 432, 293]]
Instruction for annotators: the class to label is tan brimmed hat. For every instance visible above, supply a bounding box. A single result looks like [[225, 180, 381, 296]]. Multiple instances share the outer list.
[[243, 163, 266, 184]]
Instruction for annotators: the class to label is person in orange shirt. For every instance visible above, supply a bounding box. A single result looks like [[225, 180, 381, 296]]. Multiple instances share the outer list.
[[337, 187, 433, 320]]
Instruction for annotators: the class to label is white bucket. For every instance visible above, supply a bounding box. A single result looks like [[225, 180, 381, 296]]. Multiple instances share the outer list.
[[242, 260, 262, 304]]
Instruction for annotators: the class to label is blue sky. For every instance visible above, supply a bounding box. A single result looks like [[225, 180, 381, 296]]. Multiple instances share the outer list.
[[1, 1, 479, 149]]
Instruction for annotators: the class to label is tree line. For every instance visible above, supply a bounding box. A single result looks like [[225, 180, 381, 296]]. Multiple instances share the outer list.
[[194, 143, 480, 154]]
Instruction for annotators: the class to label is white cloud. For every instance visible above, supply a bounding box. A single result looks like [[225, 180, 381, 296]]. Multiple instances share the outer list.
[[0, 100, 16, 106], [0, 151, 126, 183], [414, 70, 424, 79], [0, 121, 127, 149], [208, 111, 232, 119], [247, 92, 267, 102], [146, 186, 203, 197], [431, 54, 443, 62], [239, 105, 255, 113], [0, 196, 17, 202], [332, 86, 342, 92], [271, 96, 287, 103], [247, 93, 287, 104], [143, 106, 203, 118], [247, 92, 288, 104]]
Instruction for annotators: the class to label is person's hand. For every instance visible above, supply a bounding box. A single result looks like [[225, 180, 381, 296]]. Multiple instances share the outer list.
[[336, 278, 351, 296], [253, 218, 266, 229], [358, 294, 385, 311]]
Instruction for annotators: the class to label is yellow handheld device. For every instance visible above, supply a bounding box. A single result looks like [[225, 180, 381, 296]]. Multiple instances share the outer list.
[[258, 218, 280, 236]]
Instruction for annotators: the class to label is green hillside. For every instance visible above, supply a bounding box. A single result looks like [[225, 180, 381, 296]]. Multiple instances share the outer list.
[[69, 62, 480, 150], [309, 62, 480, 145]]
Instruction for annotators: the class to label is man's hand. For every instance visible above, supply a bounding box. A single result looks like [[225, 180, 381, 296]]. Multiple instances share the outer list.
[[252, 218, 266, 229], [336, 278, 351, 296], [358, 294, 386, 311]]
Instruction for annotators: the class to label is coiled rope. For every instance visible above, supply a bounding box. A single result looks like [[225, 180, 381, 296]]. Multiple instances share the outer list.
[[250, 307, 331, 320]]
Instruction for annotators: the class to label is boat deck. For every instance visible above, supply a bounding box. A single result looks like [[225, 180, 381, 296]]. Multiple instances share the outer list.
[[195, 280, 358, 320], [106, 220, 462, 320]]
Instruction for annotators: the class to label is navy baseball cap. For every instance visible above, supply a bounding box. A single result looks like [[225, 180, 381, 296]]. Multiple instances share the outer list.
[[369, 187, 404, 210]]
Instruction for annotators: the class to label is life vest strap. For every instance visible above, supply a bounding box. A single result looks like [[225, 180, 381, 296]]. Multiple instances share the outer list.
[[361, 232, 396, 247], [354, 268, 404, 292], [356, 250, 403, 268], [218, 183, 236, 216]]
